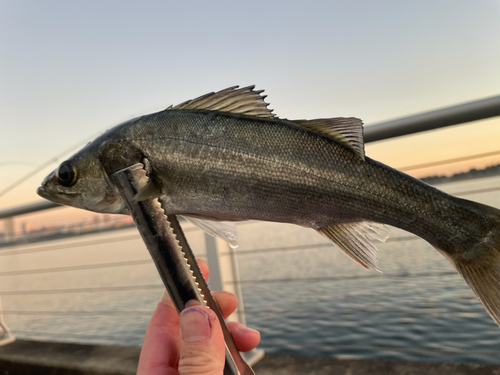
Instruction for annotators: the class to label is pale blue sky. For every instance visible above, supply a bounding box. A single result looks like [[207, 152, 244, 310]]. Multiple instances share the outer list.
[[1, 0, 500, 211]]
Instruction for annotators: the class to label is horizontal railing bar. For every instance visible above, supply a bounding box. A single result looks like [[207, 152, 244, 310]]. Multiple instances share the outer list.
[[364, 94, 500, 142], [0, 201, 61, 220]]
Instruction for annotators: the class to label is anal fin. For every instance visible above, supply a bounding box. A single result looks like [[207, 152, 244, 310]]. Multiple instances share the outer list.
[[317, 222, 389, 271]]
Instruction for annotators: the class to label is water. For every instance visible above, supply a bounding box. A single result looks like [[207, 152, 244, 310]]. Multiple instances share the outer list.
[[1, 176, 500, 364]]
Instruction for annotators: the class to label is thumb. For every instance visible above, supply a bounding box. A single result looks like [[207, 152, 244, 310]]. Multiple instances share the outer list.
[[178, 300, 225, 375]]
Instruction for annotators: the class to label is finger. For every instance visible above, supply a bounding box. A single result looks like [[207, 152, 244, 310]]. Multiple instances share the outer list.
[[198, 261, 238, 319], [159, 289, 175, 308], [212, 291, 238, 319], [178, 300, 225, 374], [137, 301, 180, 375], [227, 321, 261, 353], [198, 259, 209, 280]]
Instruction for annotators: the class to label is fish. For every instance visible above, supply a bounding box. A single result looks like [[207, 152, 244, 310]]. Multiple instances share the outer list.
[[38, 85, 500, 327]]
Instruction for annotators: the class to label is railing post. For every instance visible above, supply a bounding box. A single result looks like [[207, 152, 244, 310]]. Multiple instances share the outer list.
[[0, 298, 15, 346], [204, 233, 264, 365], [204, 233, 246, 324]]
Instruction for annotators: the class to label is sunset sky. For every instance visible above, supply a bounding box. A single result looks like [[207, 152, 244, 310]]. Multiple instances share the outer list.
[[1, 1, 500, 230]]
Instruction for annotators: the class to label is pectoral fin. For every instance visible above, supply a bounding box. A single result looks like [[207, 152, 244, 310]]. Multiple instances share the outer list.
[[317, 222, 389, 271], [183, 215, 239, 248], [133, 178, 161, 202]]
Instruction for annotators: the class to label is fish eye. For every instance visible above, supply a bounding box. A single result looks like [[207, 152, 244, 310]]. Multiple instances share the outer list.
[[57, 161, 78, 187]]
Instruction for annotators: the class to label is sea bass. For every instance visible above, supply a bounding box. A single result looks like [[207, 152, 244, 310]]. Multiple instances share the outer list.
[[38, 86, 500, 327]]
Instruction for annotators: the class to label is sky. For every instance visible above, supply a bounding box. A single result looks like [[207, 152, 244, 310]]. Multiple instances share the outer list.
[[1, 1, 500, 228]]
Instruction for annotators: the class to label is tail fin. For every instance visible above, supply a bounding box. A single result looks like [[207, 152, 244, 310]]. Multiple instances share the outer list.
[[437, 200, 500, 327], [441, 244, 500, 327]]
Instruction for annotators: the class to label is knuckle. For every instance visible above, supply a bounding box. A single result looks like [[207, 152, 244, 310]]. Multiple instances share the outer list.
[[179, 348, 223, 375]]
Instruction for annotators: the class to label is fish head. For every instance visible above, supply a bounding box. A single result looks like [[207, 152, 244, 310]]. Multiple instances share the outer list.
[[37, 141, 127, 214]]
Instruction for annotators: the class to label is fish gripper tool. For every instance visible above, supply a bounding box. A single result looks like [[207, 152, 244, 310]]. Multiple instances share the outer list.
[[111, 163, 254, 375]]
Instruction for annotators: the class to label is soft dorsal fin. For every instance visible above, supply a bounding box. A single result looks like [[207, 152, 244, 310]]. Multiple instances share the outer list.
[[292, 117, 365, 160], [166, 85, 276, 118]]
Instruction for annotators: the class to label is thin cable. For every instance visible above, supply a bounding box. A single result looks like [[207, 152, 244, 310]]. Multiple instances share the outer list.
[[243, 308, 486, 316], [222, 236, 419, 256], [0, 234, 142, 257], [0, 161, 38, 167], [2, 310, 151, 316], [0, 223, 199, 256], [14, 330, 143, 341], [397, 149, 500, 172], [230, 270, 458, 285], [0, 284, 163, 296], [1, 308, 487, 317], [0, 130, 102, 199], [0, 271, 459, 295], [6, 218, 134, 243], [261, 341, 500, 356], [452, 186, 500, 197], [0, 259, 154, 277]]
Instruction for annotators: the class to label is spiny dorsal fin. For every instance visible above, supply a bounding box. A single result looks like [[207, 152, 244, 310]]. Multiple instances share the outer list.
[[293, 118, 365, 160], [166, 85, 276, 118]]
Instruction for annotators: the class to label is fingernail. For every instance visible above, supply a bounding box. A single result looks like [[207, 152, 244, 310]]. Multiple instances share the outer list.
[[185, 299, 201, 308], [180, 306, 212, 342]]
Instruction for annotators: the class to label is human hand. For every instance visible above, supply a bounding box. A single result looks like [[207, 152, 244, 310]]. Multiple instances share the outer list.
[[137, 260, 261, 375]]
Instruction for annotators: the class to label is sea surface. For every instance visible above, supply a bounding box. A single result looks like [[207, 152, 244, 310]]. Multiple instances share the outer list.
[[2, 175, 500, 364]]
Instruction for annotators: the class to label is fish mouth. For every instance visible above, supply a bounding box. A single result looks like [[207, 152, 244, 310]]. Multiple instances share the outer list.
[[37, 186, 79, 201], [37, 186, 49, 199]]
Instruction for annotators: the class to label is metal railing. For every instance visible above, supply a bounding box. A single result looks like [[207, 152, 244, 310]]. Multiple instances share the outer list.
[[364, 94, 500, 142]]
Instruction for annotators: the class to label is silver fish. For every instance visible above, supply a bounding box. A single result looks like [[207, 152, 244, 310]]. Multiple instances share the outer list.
[[38, 86, 500, 327]]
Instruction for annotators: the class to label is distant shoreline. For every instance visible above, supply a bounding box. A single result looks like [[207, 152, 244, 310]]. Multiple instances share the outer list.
[[421, 164, 500, 185]]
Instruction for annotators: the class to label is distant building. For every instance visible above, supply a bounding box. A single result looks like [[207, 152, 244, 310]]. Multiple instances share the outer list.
[[21, 221, 33, 236], [3, 219, 15, 242]]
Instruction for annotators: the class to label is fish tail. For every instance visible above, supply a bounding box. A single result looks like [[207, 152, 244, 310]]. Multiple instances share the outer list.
[[445, 246, 500, 327], [438, 201, 500, 327]]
